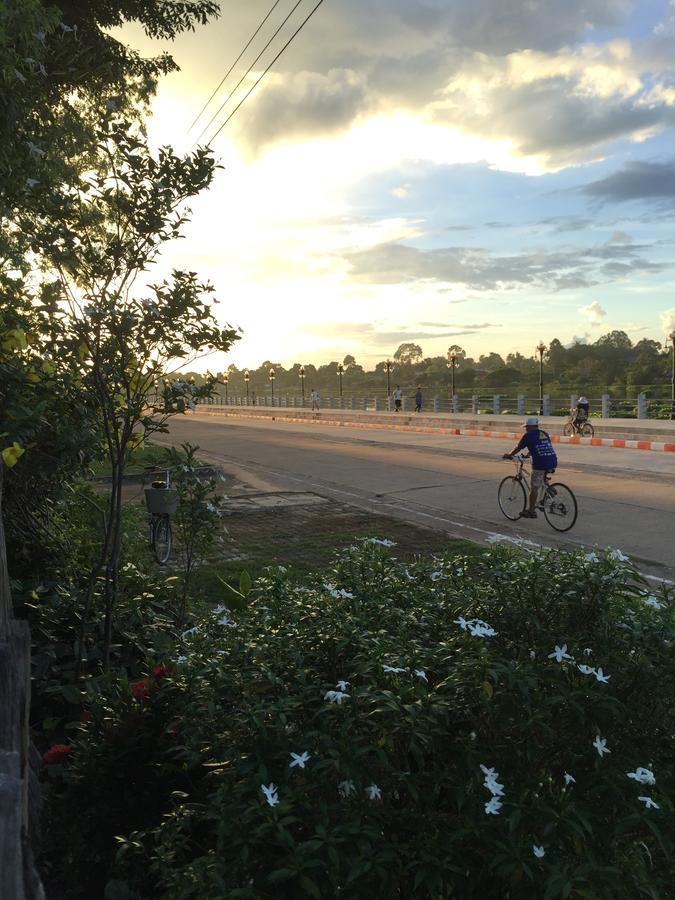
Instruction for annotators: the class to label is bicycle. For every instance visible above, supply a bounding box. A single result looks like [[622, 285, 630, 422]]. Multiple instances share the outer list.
[[498, 454, 578, 532], [144, 469, 177, 564], [563, 415, 594, 437]]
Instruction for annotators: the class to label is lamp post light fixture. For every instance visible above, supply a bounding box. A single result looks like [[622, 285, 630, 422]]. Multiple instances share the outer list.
[[536, 340, 547, 415], [385, 358, 392, 396], [669, 330, 675, 420], [337, 362, 344, 397], [447, 350, 458, 398], [269, 367, 275, 403], [299, 365, 305, 405], [223, 374, 228, 404], [244, 369, 250, 404]]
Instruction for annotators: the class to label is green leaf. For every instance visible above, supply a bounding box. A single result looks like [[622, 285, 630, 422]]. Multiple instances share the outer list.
[[104, 880, 132, 900], [239, 569, 252, 596]]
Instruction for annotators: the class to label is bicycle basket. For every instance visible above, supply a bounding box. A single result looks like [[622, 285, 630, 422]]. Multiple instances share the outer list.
[[144, 487, 178, 516]]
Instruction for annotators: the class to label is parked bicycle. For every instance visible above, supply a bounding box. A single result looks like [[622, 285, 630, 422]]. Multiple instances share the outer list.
[[144, 468, 177, 564], [498, 454, 578, 532], [563, 415, 594, 437]]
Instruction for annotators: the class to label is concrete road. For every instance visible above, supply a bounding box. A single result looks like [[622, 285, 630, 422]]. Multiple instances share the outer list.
[[163, 413, 675, 583]]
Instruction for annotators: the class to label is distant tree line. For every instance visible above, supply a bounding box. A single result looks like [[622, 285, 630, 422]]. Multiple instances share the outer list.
[[182, 330, 673, 398]]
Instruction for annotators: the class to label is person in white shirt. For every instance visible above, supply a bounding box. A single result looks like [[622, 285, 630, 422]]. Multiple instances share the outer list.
[[393, 385, 402, 412]]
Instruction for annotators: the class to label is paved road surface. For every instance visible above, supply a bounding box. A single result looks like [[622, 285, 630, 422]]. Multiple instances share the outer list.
[[163, 413, 675, 583]]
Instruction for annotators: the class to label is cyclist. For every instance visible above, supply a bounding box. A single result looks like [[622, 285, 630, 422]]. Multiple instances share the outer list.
[[571, 395, 590, 431], [503, 416, 558, 518]]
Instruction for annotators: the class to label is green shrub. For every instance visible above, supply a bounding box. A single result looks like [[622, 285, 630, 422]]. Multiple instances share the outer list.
[[44, 543, 674, 899]]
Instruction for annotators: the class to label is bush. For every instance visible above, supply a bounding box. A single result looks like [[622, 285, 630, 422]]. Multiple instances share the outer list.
[[43, 543, 674, 899]]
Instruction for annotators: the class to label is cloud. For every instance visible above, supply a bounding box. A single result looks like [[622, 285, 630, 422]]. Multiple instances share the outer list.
[[660, 306, 675, 333], [582, 160, 675, 204], [579, 301, 607, 325], [342, 235, 666, 292], [300, 322, 375, 337]]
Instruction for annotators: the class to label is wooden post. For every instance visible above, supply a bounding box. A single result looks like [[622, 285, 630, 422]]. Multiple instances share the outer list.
[[0, 458, 45, 899]]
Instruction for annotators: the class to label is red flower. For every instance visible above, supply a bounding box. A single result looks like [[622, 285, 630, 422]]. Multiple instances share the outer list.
[[43, 744, 71, 764], [152, 664, 169, 679], [131, 678, 150, 701]]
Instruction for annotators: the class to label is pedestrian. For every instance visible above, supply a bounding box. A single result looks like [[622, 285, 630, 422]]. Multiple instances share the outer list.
[[415, 386, 422, 413], [310, 388, 320, 411], [393, 385, 402, 412]]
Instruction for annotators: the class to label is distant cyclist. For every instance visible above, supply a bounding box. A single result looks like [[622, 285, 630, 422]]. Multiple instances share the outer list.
[[571, 395, 590, 429], [503, 416, 558, 518]]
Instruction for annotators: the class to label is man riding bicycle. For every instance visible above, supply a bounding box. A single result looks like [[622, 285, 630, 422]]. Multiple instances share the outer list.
[[503, 416, 558, 518], [571, 395, 590, 429]]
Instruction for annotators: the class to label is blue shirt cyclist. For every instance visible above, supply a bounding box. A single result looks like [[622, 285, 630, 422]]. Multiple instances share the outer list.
[[503, 416, 557, 519]]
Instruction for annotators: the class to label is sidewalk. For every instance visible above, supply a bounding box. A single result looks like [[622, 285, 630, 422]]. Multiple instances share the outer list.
[[195, 406, 675, 453]]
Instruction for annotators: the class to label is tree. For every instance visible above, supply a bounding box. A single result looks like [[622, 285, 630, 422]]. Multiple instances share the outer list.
[[393, 343, 423, 364], [477, 352, 505, 372], [49, 118, 239, 667], [343, 354, 356, 368], [447, 344, 466, 360]]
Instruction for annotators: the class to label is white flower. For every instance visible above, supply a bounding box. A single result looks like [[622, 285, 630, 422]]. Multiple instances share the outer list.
[[217, 614, 231, 626], [26, 141, 45, 157], [484, 776, 505, 797], [336, 680, 350, 691], [175, 655, 188, 665], [383, 665, 407, 673], [583, 648, 593, 656], [480, 764, 497, 778], [594, 668, 610, 684], [628, 767, 655, 786], [454, 616, 469, 630], [548, 644, 573, 663], [212, 604, 228, 615], [25, 177, 39, 188], [468, 620, 498, 638], [529, 650, 536, 660], [430, 571, 442, 582], [532, 845, 545, 859], [365, 783, 382, 800], [585, 552, 599, 562], [338, 779, 356, 797], [289, 751, 311, 770], [593, 735, 610, 757], [638, 796, 660, 810], [324, 690, 349, 704], [366, 538, 396, 547], [563, 772, 576, 785], [577, 664, 595, 675], [484, 797, 503, 815], [414, 669, 428, 682], [180, 626, 199, 639], [643, 596, 663, 610], [34, 30, 46, 41], [260, 783, 279, 807], [610, 548, 630, 562]]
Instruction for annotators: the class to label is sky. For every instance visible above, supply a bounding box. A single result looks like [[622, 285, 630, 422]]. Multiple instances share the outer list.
[[118, 0, 675, 372]]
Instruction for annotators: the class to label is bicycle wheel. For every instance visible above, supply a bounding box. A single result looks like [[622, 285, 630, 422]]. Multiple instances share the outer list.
[[153, 516, 172, 564], [542, 483, 578, 532], [581, 422, 594, 437], [563, 422, 574, 437], [498, 476, 527, 521]]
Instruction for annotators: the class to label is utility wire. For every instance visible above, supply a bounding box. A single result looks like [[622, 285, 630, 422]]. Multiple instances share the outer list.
[[193, 0, 307, 147], [205, 0, 327, 147], [186, 0, 284, 136]]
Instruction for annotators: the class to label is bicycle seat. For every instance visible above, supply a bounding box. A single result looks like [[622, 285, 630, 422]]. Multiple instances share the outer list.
[[151, 480, 167, 489]]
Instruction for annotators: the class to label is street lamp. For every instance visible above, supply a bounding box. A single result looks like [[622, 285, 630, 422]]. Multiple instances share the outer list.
[[447, 350, 457, 398], [536, 341, 547, 415], [223, 373, 228, 404], [337, 362, 344, 397], [669, 330, 675, 420], [299, 365, 305, 405], [244, 369, 249, 404], [385, 359, 392, 396], [269, 366, 275, 403]]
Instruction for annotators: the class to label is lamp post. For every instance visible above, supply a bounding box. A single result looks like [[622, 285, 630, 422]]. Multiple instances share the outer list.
[[299, 365, 305, 405], [669, 330, 675, 420], [223, 374, 228, 404], [269, 367, 275, 403], [244, 369, 249, 404], [536, 341, 546, 415], [385, 359, 392, 396], [337, 362, 344, 397], [447, 350, 457, 399]]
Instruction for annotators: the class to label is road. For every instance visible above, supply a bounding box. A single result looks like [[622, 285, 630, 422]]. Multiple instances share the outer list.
[[163, 412, 675, 583]]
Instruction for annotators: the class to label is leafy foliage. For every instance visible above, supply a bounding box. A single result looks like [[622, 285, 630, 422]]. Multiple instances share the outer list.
[[43, 543, 674, 899]]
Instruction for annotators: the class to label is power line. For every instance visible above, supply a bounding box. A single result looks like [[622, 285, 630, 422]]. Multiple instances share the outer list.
[[186, 0, 284, 136], [204, 0, 327, 147], [193, 0, 307, 147]]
